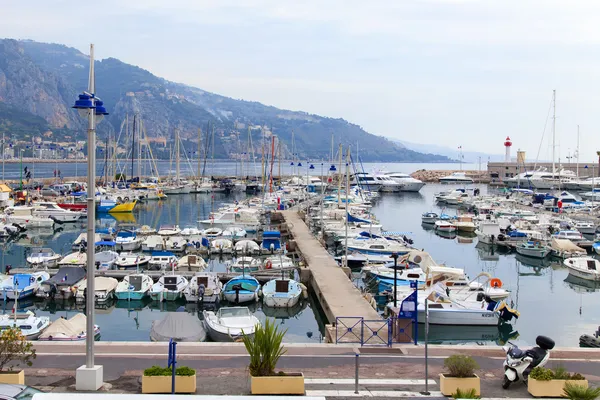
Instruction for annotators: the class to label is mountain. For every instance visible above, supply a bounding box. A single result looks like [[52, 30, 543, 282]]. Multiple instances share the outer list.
[[0, 39, 454, 162], [393, 139, 504, 163]]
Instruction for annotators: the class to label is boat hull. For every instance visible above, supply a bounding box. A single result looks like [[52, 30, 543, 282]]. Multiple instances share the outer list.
[[515, 247, 550, 259], [223, 291, 258, 304], [418, 308, 499, 326], [150, 291, 183, 301], [263, 293, 301, 308], [115, 291, 147, 300]]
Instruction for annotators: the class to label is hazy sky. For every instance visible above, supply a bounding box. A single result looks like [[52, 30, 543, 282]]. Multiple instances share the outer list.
[[2, 1, 600, 160]]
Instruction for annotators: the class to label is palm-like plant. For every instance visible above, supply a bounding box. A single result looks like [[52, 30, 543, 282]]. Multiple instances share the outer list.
[[242, 319, 287, 376], [563, 383, 600, 400]]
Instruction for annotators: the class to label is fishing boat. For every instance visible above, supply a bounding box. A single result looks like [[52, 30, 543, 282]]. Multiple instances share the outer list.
[[203, 306, 260, 342], [177, 254, 208, 271], [434, 220, 457, 232], [75, 277, 119, 304], [37, 266, 86, 300], [234, 239, 261, 255], [148, 251, 178, 270], [114, 252, 152, 270], [223, 275, 260, 304], [0, 272, 50, 300], [38, 314, 100, 341], [564, 257, 600, 282], [515, 241, 551, 259], [184, 272, 222, 303], [210, 238, 233, 254], [0, 311, 50, 340], [228, 257, 261, 273], [98, 199, 137, 213], [421, 212, 438, 224], [26, 248, 61, 268], [157, 225, 181, 236], [149, 274, 189, 302], [115, 273, 153, 300], [262, 278, 304, 308], [115, 230, 143, 251]]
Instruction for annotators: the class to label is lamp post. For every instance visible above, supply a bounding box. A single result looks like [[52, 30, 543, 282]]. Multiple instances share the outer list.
[[73, 44, 108, 392], [390, 253, 399, 308], [19, 149, 24, 190]]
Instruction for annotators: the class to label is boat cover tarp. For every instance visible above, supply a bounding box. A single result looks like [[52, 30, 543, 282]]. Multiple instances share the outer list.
[[39, 314, 86, 339], [78, 277, 118, 291], [405, 251, 464, 279], [150, 312, 206, 342], [45, 266, 85, 286], [508, 231, 527, 237], [551, 238, 585, 252], [348, 213, 371, 224]]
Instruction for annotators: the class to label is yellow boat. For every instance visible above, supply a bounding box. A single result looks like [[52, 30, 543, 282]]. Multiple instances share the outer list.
[[109, 200, 137, 213]]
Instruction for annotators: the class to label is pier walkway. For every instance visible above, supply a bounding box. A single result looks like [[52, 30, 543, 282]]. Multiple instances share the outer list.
[[281, 210, 381, 325]]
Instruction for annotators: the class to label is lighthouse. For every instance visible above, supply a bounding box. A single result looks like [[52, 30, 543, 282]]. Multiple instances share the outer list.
[[504, 136, 512, 162]]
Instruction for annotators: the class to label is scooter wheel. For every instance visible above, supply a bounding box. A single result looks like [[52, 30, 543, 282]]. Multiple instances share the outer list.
[[502, 376, 511, 389]]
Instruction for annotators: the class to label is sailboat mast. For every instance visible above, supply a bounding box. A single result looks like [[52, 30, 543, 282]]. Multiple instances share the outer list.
[[343, 146, 351, 269], [197, 128, 202, 182], [337, 143, 343, 206], [137, 119, 142, 181], [269, 135, 275, 193], [260, 129, 265, 189], [576, 125, 580, 178], [552, 89, 556, 176], [131, 114, 136, 181], [278, 138, 281, 182], [176, 129, 181, 182]]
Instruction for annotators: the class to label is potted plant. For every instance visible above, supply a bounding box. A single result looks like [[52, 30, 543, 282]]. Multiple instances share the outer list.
[[563, 382, 600, 400], [528, 366, 588, 397], [0, 327, 36, 384], [452, 388, 480, 399], [141, 365, 196, 393], [242, 319, 304, 395], [439, 355, 480, 396]]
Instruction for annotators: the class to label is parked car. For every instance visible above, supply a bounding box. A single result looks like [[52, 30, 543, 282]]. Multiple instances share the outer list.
[[0, 384, 43, 400], [40, 187, 60, 197]]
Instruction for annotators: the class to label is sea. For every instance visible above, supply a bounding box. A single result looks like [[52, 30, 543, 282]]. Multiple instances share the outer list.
[[1, 161, 597, 347]]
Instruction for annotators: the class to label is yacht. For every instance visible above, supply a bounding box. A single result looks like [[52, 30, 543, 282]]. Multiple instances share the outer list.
[[373, 174, 403, 192], [349, 172, 382, 192], [439, 172, 473, 184], [387, 172, 425, 192], [32, 201, 83, 223], [346, 237, 411, 255], [3, 206, 54, 228], [26, 248, 61, 268], [508, 169, 577, 190]]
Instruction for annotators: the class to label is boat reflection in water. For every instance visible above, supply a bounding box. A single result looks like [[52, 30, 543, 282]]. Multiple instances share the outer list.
[[564, 274, 600, 293], [417, 322, 519, 346], [262, 300, 307, 320], [515, 253, 552, 272], [115, 298, 152, 311], [435, 230, 456, 240]]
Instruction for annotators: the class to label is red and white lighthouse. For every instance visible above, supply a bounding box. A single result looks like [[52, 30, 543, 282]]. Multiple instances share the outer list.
[[504, 136, 512, 162]]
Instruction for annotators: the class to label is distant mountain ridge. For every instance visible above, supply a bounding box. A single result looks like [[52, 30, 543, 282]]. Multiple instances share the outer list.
[[0, 38, 453, 162], [394, 139, 504, 163]]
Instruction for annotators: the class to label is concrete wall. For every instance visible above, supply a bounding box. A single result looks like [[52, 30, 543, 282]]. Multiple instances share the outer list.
[[487, 162, 600, 182]]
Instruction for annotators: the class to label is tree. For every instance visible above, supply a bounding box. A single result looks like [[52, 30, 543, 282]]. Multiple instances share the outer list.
[[0, 327, 36, 372]]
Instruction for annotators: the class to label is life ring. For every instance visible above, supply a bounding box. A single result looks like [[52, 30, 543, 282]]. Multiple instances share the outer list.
[[490, 278, 502, 288], [124, 197, 130, 202], [265, 260, 273, 269]]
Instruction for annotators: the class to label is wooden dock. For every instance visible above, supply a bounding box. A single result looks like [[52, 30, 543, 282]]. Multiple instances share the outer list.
[[280, 210, 381, 324]]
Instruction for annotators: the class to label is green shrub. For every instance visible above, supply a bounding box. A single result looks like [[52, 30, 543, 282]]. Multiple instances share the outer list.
[[554, 366, 571, 380], [563, 382, 600, 400], [530, 367, 554, 381], [242, 318, 287, 377], [571, 373, 587, 381], [443, 355, 479, 378], [452, 388, 480, 399], [143, 366, 196, 376]]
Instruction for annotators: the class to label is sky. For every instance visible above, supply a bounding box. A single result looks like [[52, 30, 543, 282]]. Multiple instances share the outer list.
[[2, 0, 600, 161]]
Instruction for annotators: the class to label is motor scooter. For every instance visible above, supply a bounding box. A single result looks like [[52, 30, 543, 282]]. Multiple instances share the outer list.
[[502, 335, 555, 389]]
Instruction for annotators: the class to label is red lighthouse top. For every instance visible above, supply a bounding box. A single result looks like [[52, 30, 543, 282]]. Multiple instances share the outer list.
[[504, 136, 512, 147]]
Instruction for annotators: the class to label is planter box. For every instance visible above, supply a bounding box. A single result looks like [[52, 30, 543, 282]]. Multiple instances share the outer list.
[[0, 370, 24, 385], [251, 373, 305, 395], [528, 378, 588, 398], [141, 374, 196, 394], [439, 374, 480, 396]]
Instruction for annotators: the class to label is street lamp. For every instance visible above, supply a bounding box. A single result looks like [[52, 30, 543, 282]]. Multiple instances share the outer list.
[[73, 44, 108, 392]]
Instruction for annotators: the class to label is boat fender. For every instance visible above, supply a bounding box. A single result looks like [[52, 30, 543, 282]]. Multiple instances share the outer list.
[[490, 278, 502, 288], [299, 283, 308, 299], [265, 260, 273, 269]]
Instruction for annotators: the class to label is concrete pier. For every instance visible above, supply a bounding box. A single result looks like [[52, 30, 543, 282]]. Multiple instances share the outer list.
[[281, 210, 381, 326]]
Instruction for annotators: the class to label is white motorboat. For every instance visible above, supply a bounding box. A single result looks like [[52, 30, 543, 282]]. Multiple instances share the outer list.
[[386, 172, 425, 192], [203, 306, 260, 342], [26, 247, 61, 268], [564, 257, 600, 282], [3, 206, 54, 228], [211, 238, 233, 254], [515, 241, 551, 258], [0, 311, 50, 340], [177, 254, 208, 271], [455, 216, 476, 232], [115, 273, 153, 300], [72, 232, 101, 251], [115, 230, 143, 251], [32, 201, 83, 223], [228, 257, 261, 273], [346, 237, 411, 256], [264, 254, 295, 269], [38, 314, 100, 341], [114, 252, 152, 270], [439, 172, 474, 184], [95, 248, 119, 270], [165, 236, 188, 252], [262, 278, 304, 308], [234, 239, 261, 255], [157, 224, 181, 236], [421, 212, 438, 224], [135, 225, 157, 235], [349, 172, 383, 192], [180, 227, 202, 236], [552, 230, 585, 244], [574, 221, 596, 235], [142, 235, 165, 252], [75, 277, 119, 304], [200, 209, 262, 231], [435, 220, 457, 232], [222, 226, 247, 239], [149, 274, 189, 301], [184, 272, 222, 302], [0, 271, 50, 300], [373, 174, 403, 192], [57, 251, 87, 266], [476, 221, 502, 245], [203, 227, 223, 238], [148, 252, 178, 270]]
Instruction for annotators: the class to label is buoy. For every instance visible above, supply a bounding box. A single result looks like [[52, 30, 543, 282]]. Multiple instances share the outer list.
[[490, 278, 502, 288], [265, 260, 273, 269]]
